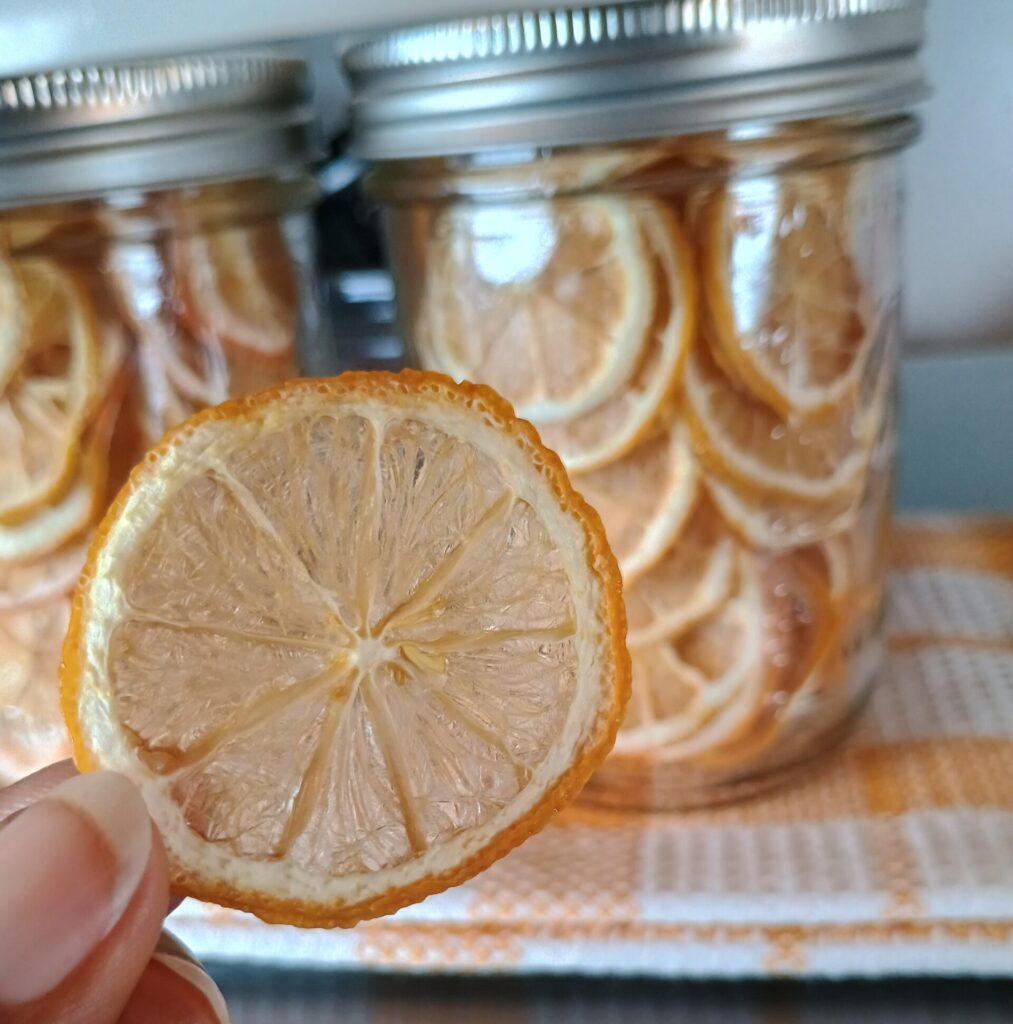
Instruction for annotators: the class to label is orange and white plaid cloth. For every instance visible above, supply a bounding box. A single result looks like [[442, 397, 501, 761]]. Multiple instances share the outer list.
[[170, 518, 1013, 978]]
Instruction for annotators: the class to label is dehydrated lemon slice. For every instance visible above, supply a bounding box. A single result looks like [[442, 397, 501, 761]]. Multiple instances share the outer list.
[[705, 470, 862, 549], [703, 175, 874, 417], [423, 199, 654, 424], [683, 336, 873, 502], [62, 371, 629, 927], [615, 552, 766, 758], [536, 208, 696, 472], [0, 539, 88, 613], [0, 595, 73, 784], [172, 218, 299, 359], [0, 261, 99, 524], [624, 498, 737, 648], [571, 421, 698, 583], [0, 380, 119, 562]]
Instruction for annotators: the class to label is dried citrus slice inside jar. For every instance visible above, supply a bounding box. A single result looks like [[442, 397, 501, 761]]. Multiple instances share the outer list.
[[687, 548, 841, 768], [623, 498, 738, 647], [704, 469, 863, 549], [683, 335, 874, 502], [61, 371, 629, 927], [610, 542, 838, 769], [0, 258, 28, 390], [536, 208, 696, 471], [615, 552, 765, 757], [0, 381, 120, 562], [422, 199, 654, 424], [0, 596, 73, 784], [0, 260, 99, 524], [171, 218, 299, 359], [0, 539, 88, 613], [571, 421, 698, 582], [702, 175, 873, 417]]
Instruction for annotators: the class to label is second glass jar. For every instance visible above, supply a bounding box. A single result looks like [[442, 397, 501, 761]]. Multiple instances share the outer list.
[[372, 120, 908, 808]]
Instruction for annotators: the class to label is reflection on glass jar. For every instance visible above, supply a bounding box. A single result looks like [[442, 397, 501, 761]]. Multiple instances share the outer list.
[[0, 56, 322, 782], [362, 35, 922, 804]]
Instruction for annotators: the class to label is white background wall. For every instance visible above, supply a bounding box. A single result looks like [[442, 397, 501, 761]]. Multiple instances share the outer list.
[[903, 0, 1013, 348], [0, 0, 1010, 349]]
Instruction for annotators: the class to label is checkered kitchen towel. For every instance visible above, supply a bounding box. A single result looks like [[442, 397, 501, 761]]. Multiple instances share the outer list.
[[170, 518, 1013, 978]]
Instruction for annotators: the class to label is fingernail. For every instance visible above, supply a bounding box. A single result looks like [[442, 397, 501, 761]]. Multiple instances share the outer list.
[[0, 771, 152, 1004], [152, 933, 230, 1023]]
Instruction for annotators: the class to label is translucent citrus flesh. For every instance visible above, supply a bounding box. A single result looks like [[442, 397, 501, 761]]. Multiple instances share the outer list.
[[2, 197, 306, 786], [111, 237, 298, 444], [425, 200, 653, 423], [0, 261, 99, 524], [172, 219, 299, 358], [704, 178, 873, 416], [0, 597, 73, 782], [62, 374, 628, 925], [0, 380, 120, 562], [623, 497, 737, 648], [684, 335, 873, 502], [616, 552, 765, 757], [571, 421, 697, 582], [616, 542, 838, 764], [536, 210, 695, 471]]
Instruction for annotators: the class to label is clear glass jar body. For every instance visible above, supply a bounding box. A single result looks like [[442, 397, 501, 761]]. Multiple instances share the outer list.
[[372, 118, 912, 808], [0, 174, 321, 783]]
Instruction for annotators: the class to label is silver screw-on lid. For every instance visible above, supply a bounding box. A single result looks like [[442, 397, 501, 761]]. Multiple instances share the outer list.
[[344, 0, 927, 160], [0, 54, 321, 207]]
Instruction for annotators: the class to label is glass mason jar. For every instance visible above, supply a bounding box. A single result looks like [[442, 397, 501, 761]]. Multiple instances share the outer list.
[[347, 2, 926, 807], [0, 56, 323, 783]]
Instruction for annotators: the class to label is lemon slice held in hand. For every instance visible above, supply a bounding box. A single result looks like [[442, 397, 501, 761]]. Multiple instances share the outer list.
[[61, 371, 629, 928]]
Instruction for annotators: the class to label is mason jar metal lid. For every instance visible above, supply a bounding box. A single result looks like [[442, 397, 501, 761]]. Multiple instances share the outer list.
[[0, 54, 321, 207], [344, 0, 927, 160]]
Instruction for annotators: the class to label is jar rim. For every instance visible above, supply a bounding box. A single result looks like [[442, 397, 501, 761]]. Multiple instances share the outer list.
[[365, 115, 920, 204], [344, 0, 927, 160]]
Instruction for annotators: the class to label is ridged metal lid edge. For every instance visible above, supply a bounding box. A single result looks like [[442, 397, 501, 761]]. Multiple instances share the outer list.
[[0, 55, 305, 116], [345, 0, 927, 159], [346, 0, 922, 73], [0, 53, 320, 207]]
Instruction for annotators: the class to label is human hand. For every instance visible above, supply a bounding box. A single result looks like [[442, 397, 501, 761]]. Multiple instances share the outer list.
[[0, 761, 229, 1023]]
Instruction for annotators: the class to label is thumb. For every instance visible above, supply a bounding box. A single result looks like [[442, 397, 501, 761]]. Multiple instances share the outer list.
[[0, 771, 168, 1023]]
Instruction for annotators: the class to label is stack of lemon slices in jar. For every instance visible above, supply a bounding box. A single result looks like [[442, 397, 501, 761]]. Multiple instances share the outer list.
[[107, 184, 300, 447], [0, 189, 303, 783], [0, 256, 128, 780], [415, 166, 895, 805]]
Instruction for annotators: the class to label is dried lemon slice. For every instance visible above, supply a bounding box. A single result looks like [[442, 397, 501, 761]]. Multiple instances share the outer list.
[[683, 336, 873, 502], [0, 258, 28, 391], [0, 379, 120, 562], [571, 421, 698, 582], [172, 218, 299, 359], [615, 552, 766, 758], [705, 470, 862, 549], [0, 539, 88, 613], [703, 175, 874, 417], [62, 371, 629, 927], [110, 240, 230, 440], [689, 548, 842, 767], [537, 208, 696, 472], [0, 261, 99, 524], [0, 595, 73, 784], [423, 199, 654, 424], [624, 498, 737, 648]]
